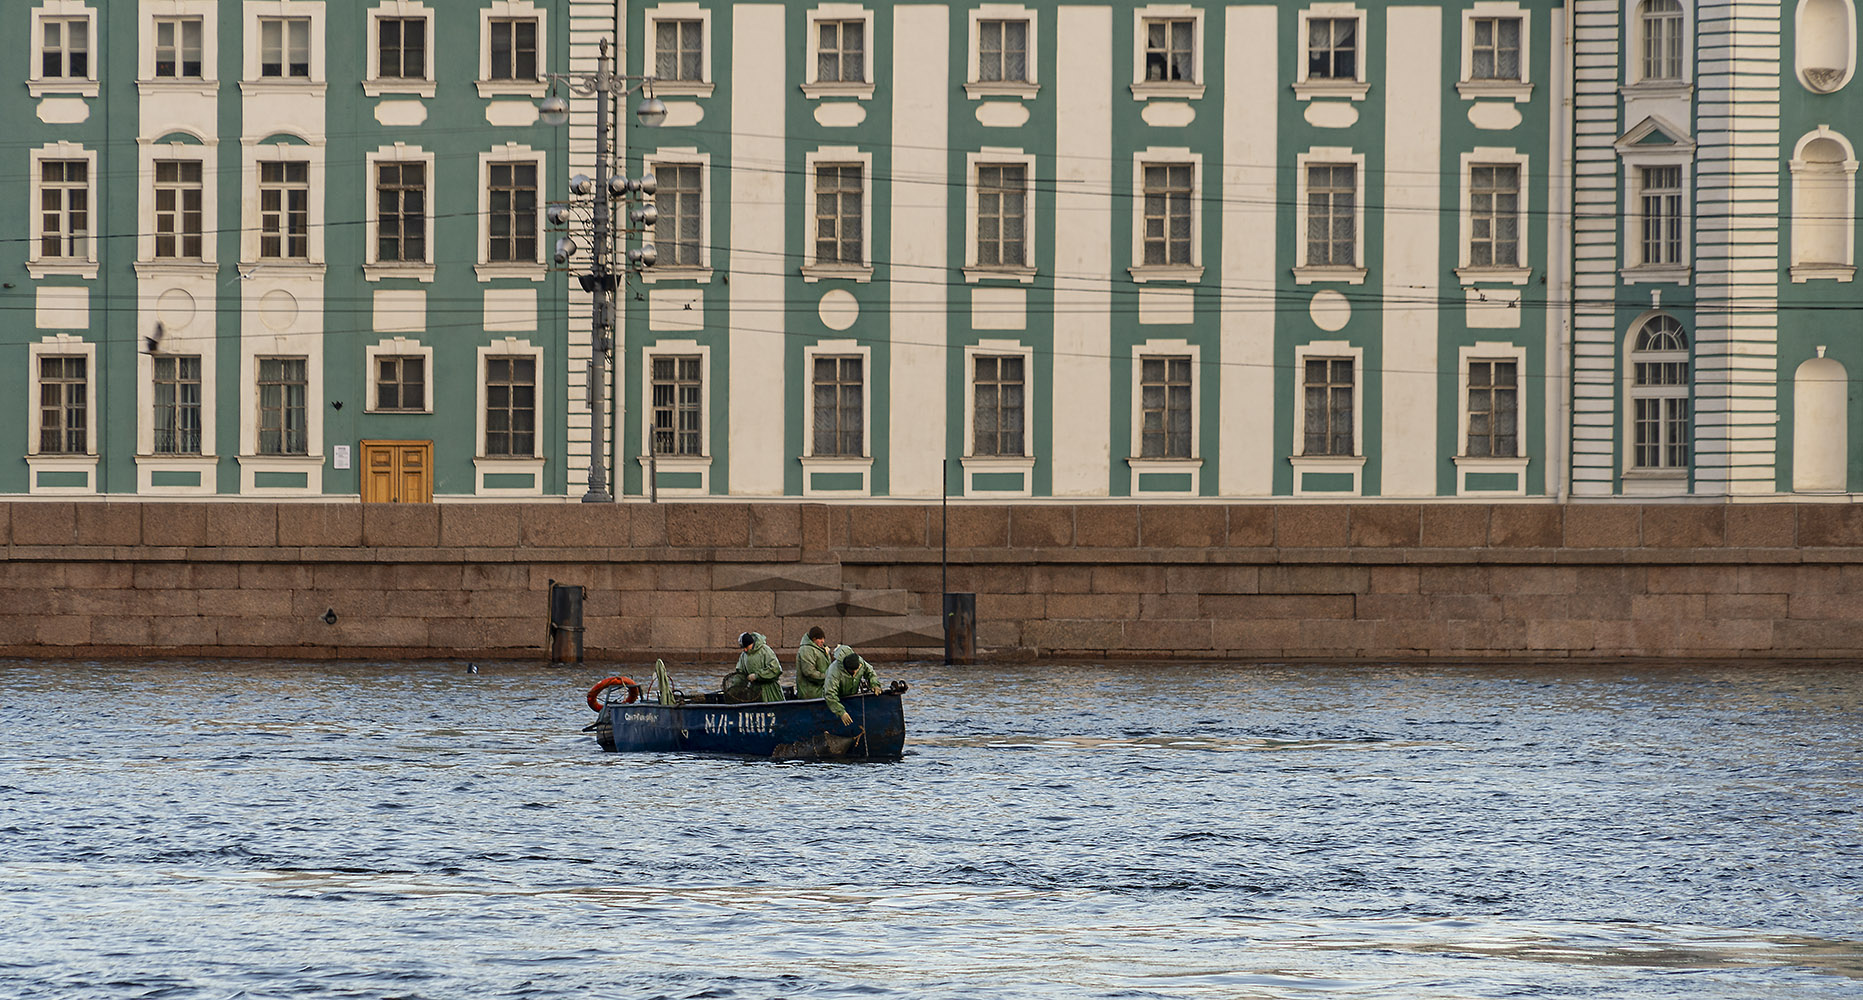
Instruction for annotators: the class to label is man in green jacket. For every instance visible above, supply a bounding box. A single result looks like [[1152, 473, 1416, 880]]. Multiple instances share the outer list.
[[725, 631, 784, 702], [795, 626, 830, 699], [822, 643, 880, 725]]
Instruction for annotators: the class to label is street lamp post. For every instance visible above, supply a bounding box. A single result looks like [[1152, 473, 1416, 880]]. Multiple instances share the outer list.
[[538, 38, 667, 503]]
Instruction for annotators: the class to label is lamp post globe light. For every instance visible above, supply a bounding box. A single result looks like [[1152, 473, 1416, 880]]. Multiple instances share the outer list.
[[537, 38, 664, 502]]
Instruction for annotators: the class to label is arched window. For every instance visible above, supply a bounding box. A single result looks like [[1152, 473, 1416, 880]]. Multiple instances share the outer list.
[[1628, 315, 1690, 472], [1638, 0, 1685, 83], [1790, 129, 1858, 281]]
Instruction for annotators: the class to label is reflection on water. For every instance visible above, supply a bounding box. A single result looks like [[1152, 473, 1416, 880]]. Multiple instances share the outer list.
[[1, 658, 1860, 999]]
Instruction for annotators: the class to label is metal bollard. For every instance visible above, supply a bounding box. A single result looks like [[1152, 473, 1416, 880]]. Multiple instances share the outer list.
[[943, 592, 976, 665], [548, 580, 586, 664]]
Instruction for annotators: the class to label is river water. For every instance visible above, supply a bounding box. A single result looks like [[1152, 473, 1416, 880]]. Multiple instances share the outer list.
[[1, 658, 1858, 999]]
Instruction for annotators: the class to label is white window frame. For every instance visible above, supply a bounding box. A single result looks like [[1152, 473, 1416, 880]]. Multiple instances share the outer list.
[[638, 340, 714, 496], [802, 4, 876, 100], [960, 339, 1036, 495], [1130, 4, 1205, 101], [478, 1, 548, 98], [1454, 342, 1530, 496], [1615, 120, 1694, 284], [1626, 0, 1692, 90], [1790, 126, 1859, 282], [241, 138, 326, 270], [1294, 4, 1369, 101], [1457, 2, 1532, 101], [801, 147, 873, 281], [1126, 340, 1202, 495], [470, 337, 545, 495], [137, 343, 220, 495], [1294, 147, 1366, 284], [1457, 147, 1532, 285], [1130, 147, 1204, 283], [365, 0, 436, 97], [477, 143, 547, 281], [26, 334, 99, 495], [136, 136, 218, 272], [140, 2, 220, 97], [1621, 312, 1692, 490], [365, 336, 433, 414], [965, 148, 1038, 283], [641, 147, 713, 282], [28, 142, 98, 280], [1289, 340, 1366, 496], [644, 3, 713, 98], [364, 144, 437, 281], [801, 339, 875, 496], [965, 4, 1039, 99], [30, 2, 99, 98], [242, 2, 325, 89]]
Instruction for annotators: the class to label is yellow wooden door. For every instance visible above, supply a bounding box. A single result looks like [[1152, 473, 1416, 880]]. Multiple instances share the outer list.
[[360, 440, 432, 503]]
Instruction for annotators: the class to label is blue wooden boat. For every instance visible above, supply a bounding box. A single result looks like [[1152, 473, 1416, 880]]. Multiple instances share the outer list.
[[582, 669, 908, 760]]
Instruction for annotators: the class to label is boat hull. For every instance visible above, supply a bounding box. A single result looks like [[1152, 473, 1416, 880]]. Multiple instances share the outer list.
[[596, 692, 906, 760]]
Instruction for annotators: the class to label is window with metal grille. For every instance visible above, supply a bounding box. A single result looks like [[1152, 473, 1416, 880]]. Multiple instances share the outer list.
[[1470, 17, 1521, 80], [973, 355, 1025, 457], [378, 17, 425, 79], [1307, 18, 1357, 80], [40, 161, 88, 259], [257, 357, 308, 456], [1639, 165, 1684, 266], [259, 17, 310, 78], [1303, 358, 1354, 456], [650, 356, 703, 456], [1140, 356, 1192, 459], [1640, 0, 1683, 81], [978, 19, 1028, 82], [1630, 316, 1690, 470], [375, 356, 426, 412], [489, 18, 537, 80], [260, 161, 309, 259], [154, 160, 203, 259], [976, 164, 1027, 267], [812, 357, 864, 457], [485, 356, 536, 457], [1143, 18, 1194, 82], [1465, 360, 1518, 457], [1141, 163, 1193, 266], [488, 162, 539, 262], [153, 355, 202, 455], [1306, 163, 1356, 267], [653, 163, 703, 267], [655, 19, 702, 80], [41, 18, 89, 79], [814, 164, 863, 265], [38, 356, 87, 455], [816, 19, 864, 83], [377, 162, 426, 263], [1470, 164, 1520, 268], [154, 17, 203, 78]]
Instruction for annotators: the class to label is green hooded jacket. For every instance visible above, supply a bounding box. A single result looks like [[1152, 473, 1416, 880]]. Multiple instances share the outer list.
[[728, 632, 784, 702], [821, 644, 880, 719], [795, 638, 831, 699]]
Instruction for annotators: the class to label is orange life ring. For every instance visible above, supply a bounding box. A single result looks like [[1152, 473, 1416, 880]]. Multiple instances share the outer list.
[[586, 676, 641, 712]]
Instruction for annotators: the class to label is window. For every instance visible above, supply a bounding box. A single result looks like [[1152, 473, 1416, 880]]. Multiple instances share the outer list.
[[1302, 358, 1354, 456], [260, 17, 311, 78], [655, 19, 702, 80], [1465, 360, 1518, 457], [1470, 17, 1521, 81], [1306, 163, 1356, 267], [1143, 18, 1194, 82], [816, 19, 865, 83], [39, 160, 88, 260], [484, 356, 536, 457], [377, 17, 426, 79], [814, 163, 863, 265], [1640, 0, 1684, 82], [377, 162, 426, 263], [650, 356, 703, 456], [1141, 163, 1193, 266], [375, 356, 426, 412], [154, 17, 204, 78], [257, 358, 308, 455], [1638, 165, 1683, 266], [1469, 164, 1521, 268], [488, 18, 537, 80], [1628, 316, 1690, 471], [154, 160, 204, 259], [259, 161, 309, 260], [976, 164, 1027, 268], [1139, 356, 1192, 459], [979, 19, 1028, 82], [487, 162, 539, 263], [38, 356, 88, 455], [653, 163, 703, 267], [972, 355, 1026, 456], [1307, 18, 1357, 80], [41, 17, 89, 79], [153, 356, 203, 455], [811, 356, 864, 457]]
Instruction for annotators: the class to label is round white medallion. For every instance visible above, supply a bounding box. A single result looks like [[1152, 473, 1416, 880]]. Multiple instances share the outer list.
[[156, 288, 196, 329], [818, 289, 859, 331], [1309, 290, 1351, 332], [260, 289, 299, 331]]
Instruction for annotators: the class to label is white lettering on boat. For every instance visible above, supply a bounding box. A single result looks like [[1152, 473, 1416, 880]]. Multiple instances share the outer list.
[[700, 712, 778, 734]]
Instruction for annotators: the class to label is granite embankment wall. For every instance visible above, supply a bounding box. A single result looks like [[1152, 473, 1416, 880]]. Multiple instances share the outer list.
[[2, 501, 1861, 662]]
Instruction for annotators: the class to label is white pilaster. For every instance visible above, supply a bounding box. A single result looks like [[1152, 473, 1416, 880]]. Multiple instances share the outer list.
[[888, 5, 949, 498], [1219, 5, 1278, 496], [1381, 7, 1442, 495], [728, 4, 788, 494], [1051, 5, 1113, 496]]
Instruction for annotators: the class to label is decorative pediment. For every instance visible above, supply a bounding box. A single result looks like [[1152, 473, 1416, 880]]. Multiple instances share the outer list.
[[1615, 116, 1696, 153]]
